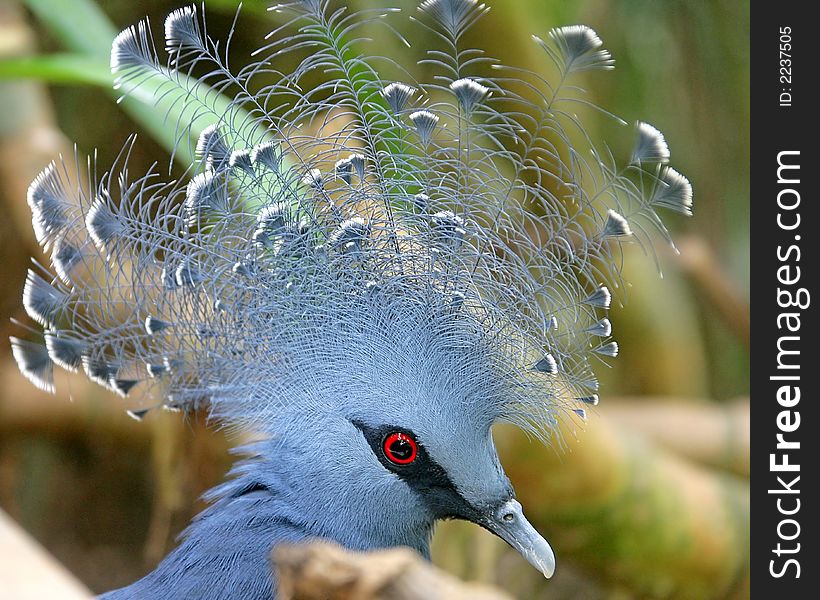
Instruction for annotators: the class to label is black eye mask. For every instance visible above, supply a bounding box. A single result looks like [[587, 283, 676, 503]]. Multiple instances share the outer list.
[[351, 420, 479, 520]]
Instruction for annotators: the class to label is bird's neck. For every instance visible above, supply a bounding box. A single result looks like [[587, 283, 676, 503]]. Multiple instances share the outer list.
[[239, 442, 437, 556], [107, 445, 436, 600]]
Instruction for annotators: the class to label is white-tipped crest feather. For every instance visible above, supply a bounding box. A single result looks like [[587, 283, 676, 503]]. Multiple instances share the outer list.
[[12, 0, 692, 444]]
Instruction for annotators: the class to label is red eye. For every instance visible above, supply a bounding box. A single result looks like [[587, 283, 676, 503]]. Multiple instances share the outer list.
[[383, 432, 418, 465]]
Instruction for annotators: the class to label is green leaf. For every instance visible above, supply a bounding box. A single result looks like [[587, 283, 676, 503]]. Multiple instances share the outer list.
[[0, 54, 111, 86], [24, 0, 116, 58], [18, 0, 274, 167]]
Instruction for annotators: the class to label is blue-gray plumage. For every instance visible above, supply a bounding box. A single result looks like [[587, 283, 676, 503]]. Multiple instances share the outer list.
[[11, 0, 693, 598]]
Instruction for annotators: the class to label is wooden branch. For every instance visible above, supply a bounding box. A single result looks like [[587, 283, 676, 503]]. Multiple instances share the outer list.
[[0, 509, 93, 599], [273, 540, 512, 600]]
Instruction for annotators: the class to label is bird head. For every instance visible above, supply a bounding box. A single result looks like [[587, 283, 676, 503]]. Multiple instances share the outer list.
[[236, 290, 556, 577], [346, 416, 555, 578]]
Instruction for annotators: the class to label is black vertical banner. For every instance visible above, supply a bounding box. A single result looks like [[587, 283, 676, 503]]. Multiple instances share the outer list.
[[752, 2, 815, 597]]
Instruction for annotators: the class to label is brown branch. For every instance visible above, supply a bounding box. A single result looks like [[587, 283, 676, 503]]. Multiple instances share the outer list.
[[0, 509, 93, 599], [273, 540, 513, 600]]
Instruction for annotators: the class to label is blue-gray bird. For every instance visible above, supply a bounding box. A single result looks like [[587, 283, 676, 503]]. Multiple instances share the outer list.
[[11, 0, 693, 598]]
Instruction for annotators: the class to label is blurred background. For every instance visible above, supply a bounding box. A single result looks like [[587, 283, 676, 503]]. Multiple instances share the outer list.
[[0, 0, 749, 598]]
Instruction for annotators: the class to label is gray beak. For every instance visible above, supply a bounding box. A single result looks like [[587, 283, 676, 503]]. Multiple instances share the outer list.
[[483, 498, 555, 578]]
